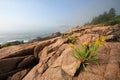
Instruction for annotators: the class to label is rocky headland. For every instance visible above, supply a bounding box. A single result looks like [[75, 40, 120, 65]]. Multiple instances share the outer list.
[[0, 24, 120, 80]]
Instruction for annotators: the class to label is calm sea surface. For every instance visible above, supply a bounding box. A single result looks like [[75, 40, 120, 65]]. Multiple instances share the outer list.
[[0, 32, 49, 43], [0, 27, 72, 43]]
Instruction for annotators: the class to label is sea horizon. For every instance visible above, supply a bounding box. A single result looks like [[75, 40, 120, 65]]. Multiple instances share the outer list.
[[0, 31, 49, 44], [0, 26, 72, 44]]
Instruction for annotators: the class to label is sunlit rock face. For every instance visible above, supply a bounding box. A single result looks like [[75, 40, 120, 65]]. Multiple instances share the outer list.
[[0, 24, 120, 80]]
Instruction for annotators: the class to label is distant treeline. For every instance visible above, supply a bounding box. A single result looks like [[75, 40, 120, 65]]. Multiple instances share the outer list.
[[85, 8, 120, 25]]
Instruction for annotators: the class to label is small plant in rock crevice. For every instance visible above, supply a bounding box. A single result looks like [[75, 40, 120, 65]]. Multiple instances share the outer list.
[[68, 36, 77, 44], [70, 36, 106, 71]]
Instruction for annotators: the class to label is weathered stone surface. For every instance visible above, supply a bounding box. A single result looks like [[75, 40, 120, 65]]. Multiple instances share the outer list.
[[0, 56, 29, 80], [39, 67, 63, 80], [78, 72, 106, 80], [76, 33, 99, 44], [46, 38, 67, 53], [22, 62, 47, 80], [22, 66, 38, 80], [50, 54, 63, 68], [104, 48, 120, 80], [34, 39, 57, 58], [106, 35, 117, 41], [38, 38, 67, 64], [0, 57, 26, 74], [0, 69, 22, 80], [1, 24, 120, 80], [48, 44, 68, 67], [62, 47, 81, 76], [81, 43, 120, 80], [17, 55, 35, 68], [9, 69, 29, 80], [0, 44, 35, 59], [22, 44, 67, 80]]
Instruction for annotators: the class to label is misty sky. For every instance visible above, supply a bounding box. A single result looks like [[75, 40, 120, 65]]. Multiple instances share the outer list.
[[0, 0, 120, 33]]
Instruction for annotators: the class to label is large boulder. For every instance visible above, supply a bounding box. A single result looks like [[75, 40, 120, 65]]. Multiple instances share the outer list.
[[28, 37, 43, 43], [61, 47, 81, 76], [0, 57, 25, 74], [0, 56, 30, 80], [0, 43, 38, 79], [52, 32, 61, 37], [0, 43, 35, 59]]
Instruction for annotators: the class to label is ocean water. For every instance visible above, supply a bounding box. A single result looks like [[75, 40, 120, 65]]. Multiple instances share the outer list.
[[0, 32, 49, 43], [0, 26, 72, 44]]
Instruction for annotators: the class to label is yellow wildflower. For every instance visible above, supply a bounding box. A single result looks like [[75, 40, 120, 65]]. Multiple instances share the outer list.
[[95, 36, 106, 46], [69, 43, 75, 48], [83, 42, 89, 46], [95, 38, 100, 44], [101, 36, 106, 42]]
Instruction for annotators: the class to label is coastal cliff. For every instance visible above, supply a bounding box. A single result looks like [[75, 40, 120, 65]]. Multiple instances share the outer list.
[[0, 24, 120, 80]]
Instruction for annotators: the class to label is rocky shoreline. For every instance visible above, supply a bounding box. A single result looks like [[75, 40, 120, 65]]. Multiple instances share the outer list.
[[0, 24, 120, 80], [0, 32, 62, 49]]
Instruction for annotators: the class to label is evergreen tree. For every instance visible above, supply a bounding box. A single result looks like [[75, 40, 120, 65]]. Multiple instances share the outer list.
[[108, 8, 116, 18], [90, 8, 116, 25]]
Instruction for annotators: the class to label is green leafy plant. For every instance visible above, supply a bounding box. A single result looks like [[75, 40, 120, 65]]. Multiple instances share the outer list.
[[68, 36, 77, 44], [71, 36, 106, 70]]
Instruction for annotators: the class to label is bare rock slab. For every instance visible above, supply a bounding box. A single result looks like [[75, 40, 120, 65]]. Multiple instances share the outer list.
[[61, 47, 81, 76]]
